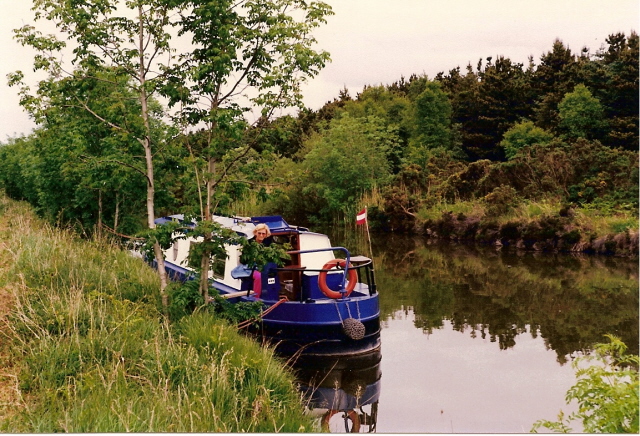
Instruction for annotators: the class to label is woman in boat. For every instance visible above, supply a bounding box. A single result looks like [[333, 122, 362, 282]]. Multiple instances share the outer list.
[[254, 223, 272, 247], [250, 224, 272, 297]]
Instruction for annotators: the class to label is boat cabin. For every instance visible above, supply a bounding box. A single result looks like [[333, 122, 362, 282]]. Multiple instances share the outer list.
[[156, 214, 376, 302]]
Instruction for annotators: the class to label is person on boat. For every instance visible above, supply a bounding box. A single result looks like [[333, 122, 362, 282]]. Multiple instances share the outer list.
[[250, 224, 272, 297], [254, 223, 273, 247]]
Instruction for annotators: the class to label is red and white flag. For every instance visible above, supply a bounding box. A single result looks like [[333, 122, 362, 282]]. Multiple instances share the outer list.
[[356, 208, 367, 225]]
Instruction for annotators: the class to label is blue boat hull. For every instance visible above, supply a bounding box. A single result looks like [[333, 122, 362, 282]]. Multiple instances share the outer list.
[[233, 293, 381, 357]]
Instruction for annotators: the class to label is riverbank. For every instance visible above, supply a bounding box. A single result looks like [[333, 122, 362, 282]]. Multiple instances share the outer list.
[[399, 199, 639, 257], [0, 195, 313, 432], [421, 212, 638, 257]]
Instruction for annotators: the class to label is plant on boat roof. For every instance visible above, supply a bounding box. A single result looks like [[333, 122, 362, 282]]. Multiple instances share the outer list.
[[239, 239, 291, 270]]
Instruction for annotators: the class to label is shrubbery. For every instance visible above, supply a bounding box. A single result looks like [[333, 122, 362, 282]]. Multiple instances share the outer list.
[[532, 335, 639, 433]]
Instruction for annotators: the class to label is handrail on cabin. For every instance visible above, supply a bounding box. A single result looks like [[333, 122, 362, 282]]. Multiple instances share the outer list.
[[281, 247, 373, 295]]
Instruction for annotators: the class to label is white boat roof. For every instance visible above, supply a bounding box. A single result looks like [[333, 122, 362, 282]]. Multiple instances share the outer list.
[[157, 214, 318, 240]]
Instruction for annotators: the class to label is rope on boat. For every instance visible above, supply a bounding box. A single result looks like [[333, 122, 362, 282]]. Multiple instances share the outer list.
[[237, 297, 289, 330]]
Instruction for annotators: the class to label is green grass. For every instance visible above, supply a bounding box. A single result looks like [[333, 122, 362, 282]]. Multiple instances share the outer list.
[[573, 207, 639, 236], [412, 195, 637, 241], [416, 200, 485, 222], [0, 194, 314, 432]]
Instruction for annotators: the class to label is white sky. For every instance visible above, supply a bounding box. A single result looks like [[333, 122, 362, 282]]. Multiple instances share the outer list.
[[1, 0, 638, 140]]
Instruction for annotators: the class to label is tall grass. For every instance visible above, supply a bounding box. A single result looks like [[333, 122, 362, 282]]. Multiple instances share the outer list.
[[409, 194, 637, 239], [226, 188, 269, 218], [0, 194, 314, 432]]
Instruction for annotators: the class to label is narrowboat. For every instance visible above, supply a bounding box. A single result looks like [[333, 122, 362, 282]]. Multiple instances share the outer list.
[[154, 214, 381, 358]]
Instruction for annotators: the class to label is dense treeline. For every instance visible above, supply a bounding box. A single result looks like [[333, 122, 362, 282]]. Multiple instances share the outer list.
[[0, 31, 637, 245]]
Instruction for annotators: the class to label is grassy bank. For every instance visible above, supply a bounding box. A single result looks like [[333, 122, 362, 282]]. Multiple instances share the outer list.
[[0, 195, 314, 432], [405, 197, 638, 257]]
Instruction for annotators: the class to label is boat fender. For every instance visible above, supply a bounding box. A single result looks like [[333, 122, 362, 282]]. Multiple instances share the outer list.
[[342, 317, 365, 340], [321, 410, 361, 433], [318, 259, 357, 299]]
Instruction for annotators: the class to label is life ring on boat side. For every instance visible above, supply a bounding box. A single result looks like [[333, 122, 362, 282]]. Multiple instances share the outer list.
[[321, 409, 361, 433], [318, 259, 357, 299]]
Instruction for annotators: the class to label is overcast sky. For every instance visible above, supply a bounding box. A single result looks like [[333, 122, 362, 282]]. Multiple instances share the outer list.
[[1, 0, 638, 140]]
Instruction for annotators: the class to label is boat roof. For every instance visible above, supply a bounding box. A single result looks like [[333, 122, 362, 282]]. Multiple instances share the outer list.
[[154, 214, 311, 239]]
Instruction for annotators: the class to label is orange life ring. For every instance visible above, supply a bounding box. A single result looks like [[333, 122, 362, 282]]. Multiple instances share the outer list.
[[321, 409, 361, 433], [318, 259, 357, 299]]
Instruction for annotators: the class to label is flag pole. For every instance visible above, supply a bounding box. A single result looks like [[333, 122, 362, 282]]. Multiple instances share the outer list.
[[364, 206, 373, 258]]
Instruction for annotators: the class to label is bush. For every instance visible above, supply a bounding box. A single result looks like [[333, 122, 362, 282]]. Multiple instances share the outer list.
[[484, 185, 520, 217], [532, 335, 639, 433]]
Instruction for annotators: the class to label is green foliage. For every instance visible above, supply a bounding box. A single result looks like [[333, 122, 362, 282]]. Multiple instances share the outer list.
[[558, 84, 607, 141], [167, 279, 263, 324], [239, 239, 291, 270], [483, 185, 521, 217], [532, 335, 639, 433], [167, 279, 204, 321], [342, 85, 411, 128], [339, 85, 411, 172], [300, 114, 394, 219], [4, 20, 638, 234], [137, 220, 185, 261], [183, 220, 244, 273], [501, 120, 554, 159], [413, 81, 453, 148], [208, 293, 264, 325]]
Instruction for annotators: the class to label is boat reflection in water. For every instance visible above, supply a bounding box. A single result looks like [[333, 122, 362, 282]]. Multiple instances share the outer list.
[[290, 347, 382, 433]]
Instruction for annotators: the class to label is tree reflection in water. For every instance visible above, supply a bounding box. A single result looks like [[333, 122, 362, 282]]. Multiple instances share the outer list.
[[302, 230, 638, 433], [329, 230, 638, 361]]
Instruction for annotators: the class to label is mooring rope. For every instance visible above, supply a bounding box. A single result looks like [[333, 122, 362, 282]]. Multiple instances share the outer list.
[[237, 296, 288, 330]]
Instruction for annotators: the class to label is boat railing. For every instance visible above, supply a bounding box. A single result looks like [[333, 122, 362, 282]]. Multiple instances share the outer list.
[[279, 247, 376, 297]]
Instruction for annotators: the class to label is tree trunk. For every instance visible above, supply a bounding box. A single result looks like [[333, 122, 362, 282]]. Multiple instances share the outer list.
[[97, 189, 103, 240], [114, 194, 120, 233], [138, 4, 168, 312], [198, 157, 216, 300], [200, 244, 210, 303]]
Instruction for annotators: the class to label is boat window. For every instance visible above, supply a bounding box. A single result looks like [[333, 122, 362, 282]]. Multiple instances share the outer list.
[[212, 257, 225, 279], [172, 241, 179, 261], [299, 233, 335, 273]]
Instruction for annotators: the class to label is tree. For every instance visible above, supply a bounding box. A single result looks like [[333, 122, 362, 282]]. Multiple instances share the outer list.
[[592, 32, 639, 150], [10, 0, 333, 305], [558, 84, 607, 141], [160, 0, 332, 298], [413, 81, 453, 148], [339, 85, 411, 172], [500, 120, 554, 159], [436, 56, 534, 161], [10, 0, 183, 310], [532, 39, 580, 131], [402, 80, 463, 167], [301, 114, 393, 219]]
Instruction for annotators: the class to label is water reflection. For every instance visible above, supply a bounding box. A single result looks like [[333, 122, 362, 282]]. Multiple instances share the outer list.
[[306, 230, 639, 432], [328, 230, 638, 360], [291, 351, 382, 433], [394, 239, 636, 360]]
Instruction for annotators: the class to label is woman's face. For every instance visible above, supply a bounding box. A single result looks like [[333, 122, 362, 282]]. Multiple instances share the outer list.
[[255, 228, 268, 243]]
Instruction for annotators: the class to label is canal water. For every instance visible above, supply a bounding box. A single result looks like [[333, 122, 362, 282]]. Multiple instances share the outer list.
[[298, 232, 639, 433]]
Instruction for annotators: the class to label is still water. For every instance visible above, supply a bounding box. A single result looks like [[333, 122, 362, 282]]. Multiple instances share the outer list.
[[297, 232, 639, 433]]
